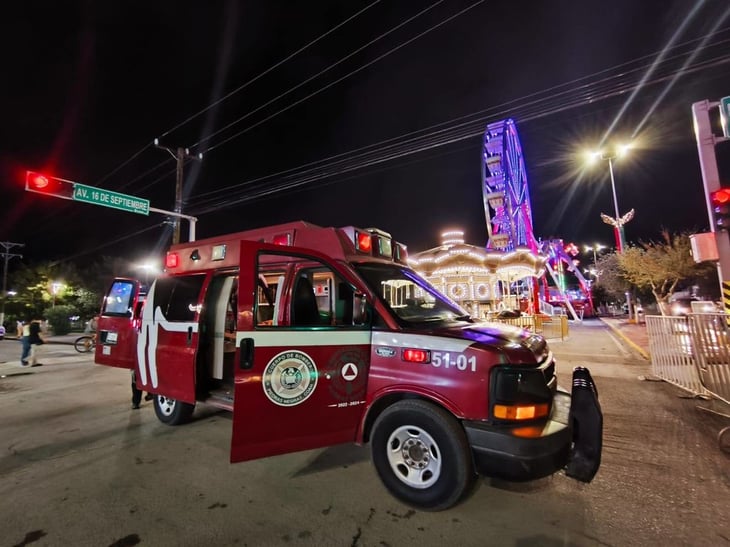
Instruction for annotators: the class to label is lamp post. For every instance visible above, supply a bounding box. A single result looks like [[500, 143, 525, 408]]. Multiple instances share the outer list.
[[51, 281, 63, 308], [584, 243, 606, 268], [586, 144, 635, 254]]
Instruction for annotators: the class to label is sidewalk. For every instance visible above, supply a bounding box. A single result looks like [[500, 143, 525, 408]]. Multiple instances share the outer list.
[[599, 315, 650, 360], [3, 333, 81, 345]]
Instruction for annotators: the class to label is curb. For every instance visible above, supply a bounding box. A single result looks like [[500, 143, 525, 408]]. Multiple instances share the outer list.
[[599, 318, 651, 360]]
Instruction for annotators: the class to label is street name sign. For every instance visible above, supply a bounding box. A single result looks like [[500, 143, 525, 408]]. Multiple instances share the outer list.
[[73, 183, 150, 216]]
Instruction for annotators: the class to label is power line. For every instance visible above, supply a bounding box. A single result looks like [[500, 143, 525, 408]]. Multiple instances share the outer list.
[[188, 52, 730, 215], [199, 0, 485, 154], [93, 2, 382, 192], [160, 0, 383, 141], [192, 0, 447, 150], [92, 0, 478, 200], [49, 223, 166, 266], [188, 27, 730, 207]]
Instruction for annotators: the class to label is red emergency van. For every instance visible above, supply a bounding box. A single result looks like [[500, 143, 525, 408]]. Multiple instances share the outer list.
[[95, 221, 602, 511]]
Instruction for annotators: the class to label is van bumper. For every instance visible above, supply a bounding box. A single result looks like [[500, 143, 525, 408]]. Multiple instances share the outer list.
[[463, 367, 602, 483]]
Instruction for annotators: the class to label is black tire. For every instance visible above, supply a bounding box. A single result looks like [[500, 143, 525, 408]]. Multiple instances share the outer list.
[[74, 336, 95, 353], [153, 395, 195, 425], [370, 399, 476, 511]]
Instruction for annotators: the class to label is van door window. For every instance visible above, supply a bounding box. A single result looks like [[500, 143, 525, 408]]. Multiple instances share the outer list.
[[102, 280, 136, 317], [256, 254, 357, 328], [153, 275, 206, 321]]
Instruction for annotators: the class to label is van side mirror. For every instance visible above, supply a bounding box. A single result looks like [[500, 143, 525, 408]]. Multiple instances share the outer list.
[[352, 292, 369, 325]]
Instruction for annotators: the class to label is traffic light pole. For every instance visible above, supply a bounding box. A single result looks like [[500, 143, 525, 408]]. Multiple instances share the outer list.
[[692, 99, 730, 316]]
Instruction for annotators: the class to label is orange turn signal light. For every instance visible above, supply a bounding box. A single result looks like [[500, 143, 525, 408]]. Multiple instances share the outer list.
[[493, 403, 549, 421], [512, 426, 545, 438]]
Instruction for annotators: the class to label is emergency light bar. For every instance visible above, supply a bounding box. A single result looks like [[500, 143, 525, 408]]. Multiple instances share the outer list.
[[356, 232, 372, 253], [340, 226, 408, 263], [272, 233, 292, 246]]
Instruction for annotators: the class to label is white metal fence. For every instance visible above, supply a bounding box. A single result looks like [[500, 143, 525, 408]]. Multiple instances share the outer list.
[[687, 314, 730, 405], [646, 313, 730, 404]]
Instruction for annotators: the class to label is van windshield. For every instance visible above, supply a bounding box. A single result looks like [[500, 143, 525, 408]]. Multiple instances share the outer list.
[[354, 263, 470, 325]]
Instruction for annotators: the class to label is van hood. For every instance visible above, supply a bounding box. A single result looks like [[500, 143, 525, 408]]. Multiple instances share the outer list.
[[429, 321, 549, 364]]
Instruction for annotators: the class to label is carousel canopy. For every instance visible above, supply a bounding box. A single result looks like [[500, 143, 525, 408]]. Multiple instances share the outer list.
[[409, 237, 546, 281]]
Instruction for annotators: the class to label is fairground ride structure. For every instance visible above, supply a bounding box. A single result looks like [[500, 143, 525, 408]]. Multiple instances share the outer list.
[[481, 119, 591, 320]]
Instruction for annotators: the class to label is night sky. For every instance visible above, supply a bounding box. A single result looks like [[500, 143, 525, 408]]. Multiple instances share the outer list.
[[3, 0, 730, 272]]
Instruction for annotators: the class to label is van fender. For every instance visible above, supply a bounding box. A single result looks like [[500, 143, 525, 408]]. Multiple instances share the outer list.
[[356, 385, 464, 444]]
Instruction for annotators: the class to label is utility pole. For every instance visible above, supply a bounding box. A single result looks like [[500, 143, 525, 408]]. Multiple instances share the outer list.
[[0, 241, 24, 325], [154, 139, 203, 244]]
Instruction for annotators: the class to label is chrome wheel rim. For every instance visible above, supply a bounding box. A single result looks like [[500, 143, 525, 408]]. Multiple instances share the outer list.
[[157, 396, 176, 417], [386, 425, 441, 489]]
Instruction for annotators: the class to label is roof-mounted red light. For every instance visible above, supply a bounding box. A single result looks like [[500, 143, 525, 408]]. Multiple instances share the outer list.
[[165, 252, 179, 269], [272, 233, 291, 246], [356, 232, 372, 253], [402, 348, 430, 363]]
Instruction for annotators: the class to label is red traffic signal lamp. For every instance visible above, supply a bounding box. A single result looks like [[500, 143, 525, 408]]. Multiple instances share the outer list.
[[25, 171, 76, 200], [710, 187, 730, 230]]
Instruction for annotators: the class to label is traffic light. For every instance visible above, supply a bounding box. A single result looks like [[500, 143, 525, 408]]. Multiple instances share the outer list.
[[25, 171, 76, 200], [711, 187, 730, 230]]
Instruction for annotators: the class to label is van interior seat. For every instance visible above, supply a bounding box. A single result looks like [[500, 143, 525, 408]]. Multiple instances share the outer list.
[[293, 277, 321, 326]]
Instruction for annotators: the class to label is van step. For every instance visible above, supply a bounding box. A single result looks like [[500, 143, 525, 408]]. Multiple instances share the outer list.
[[202, 389, 234, 412]]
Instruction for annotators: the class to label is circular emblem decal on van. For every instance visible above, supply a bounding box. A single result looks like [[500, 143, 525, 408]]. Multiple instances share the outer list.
[[262, 350, 318, 406]]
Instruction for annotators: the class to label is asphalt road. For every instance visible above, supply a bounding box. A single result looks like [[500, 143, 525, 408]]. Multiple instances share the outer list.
[[0, 321, 728, 547]]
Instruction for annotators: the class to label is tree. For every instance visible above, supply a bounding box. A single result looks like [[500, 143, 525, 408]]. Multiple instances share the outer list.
[[593, 252, 631, 306], [46, 305, 77, 335], [617, 231, 714, 315]]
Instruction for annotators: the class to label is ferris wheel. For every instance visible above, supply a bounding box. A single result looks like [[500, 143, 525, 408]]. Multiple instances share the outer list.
[[481, 119, 537, 253]]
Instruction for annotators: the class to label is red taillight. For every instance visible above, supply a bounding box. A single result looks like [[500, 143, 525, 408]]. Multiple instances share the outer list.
[[402, 348, 430, 363], [272, 233, 291, 246], [165, 253, 179, 268], [356, 232, 372, 253]]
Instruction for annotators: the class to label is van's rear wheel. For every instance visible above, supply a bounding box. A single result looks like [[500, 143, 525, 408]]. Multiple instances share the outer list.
[[153, 395, 194, 425], [370, 400, 475, 511]]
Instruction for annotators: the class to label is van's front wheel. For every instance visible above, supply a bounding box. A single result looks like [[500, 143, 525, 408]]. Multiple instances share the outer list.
[[370, 400, 476, 511], [153, 395, 194, 425]]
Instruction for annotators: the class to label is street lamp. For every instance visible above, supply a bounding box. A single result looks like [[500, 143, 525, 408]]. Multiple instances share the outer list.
[[584, 244, 606, 267], [136, 262, 159, 285], [585, 144, 635, 253], [51, 281, 63, 308]]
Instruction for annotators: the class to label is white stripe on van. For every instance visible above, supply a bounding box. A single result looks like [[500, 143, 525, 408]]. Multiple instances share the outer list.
[[236, 330, 371, 347], [233, 330, 474, 352], [372, 331, 473, 353]]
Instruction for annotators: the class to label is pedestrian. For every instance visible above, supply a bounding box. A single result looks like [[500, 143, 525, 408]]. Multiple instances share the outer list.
[[19, 319, 31, 366], [27, 317, 45, 367], [131, 369, 154, 409]]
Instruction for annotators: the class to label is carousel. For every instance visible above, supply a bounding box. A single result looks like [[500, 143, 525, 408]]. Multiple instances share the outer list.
[[409, 230, 547, 320]]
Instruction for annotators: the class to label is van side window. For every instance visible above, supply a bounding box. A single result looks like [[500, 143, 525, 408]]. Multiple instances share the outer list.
[[153, 275, 206, 321], [256, 253, 357, 328], [102, 280, 136, 316]]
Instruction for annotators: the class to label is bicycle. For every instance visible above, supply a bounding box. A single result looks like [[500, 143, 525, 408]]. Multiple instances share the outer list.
[[74, 334, 96, 353]]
